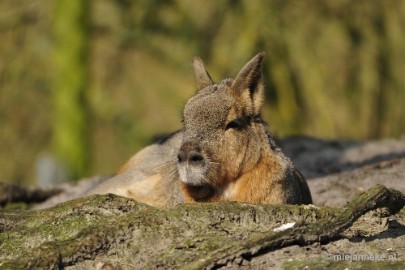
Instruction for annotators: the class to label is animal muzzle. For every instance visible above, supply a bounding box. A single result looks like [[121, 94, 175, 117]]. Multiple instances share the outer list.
[[177, 141, 205, 166], [177, 141, 208, 185]]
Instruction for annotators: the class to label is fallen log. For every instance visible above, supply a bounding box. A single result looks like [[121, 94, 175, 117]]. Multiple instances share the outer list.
[[0, 184, 403, 269]]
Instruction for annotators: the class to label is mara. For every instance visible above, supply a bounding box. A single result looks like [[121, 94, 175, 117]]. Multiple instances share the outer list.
[[87, 52, 312, 208]]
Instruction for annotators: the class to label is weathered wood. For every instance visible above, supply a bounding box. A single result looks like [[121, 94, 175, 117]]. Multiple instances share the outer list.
[[0, 182, 61, 207], [0, 185, 403, 269], [190, 184, 405, 269]]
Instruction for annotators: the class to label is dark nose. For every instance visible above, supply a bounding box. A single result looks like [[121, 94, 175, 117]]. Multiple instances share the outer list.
[[178, 142, 204, 166]]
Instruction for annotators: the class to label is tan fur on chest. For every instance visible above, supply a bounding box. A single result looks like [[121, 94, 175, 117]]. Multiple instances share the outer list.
[[230, 154, 286, 204]]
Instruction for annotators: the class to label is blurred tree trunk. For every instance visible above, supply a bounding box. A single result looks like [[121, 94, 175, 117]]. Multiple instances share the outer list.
[[52, 0, 90, 181]]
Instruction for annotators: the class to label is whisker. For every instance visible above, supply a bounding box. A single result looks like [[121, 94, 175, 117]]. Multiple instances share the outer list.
[[151, 158, 177, 171], [206, 158, 220, 168], [168, 169, 179, 180]]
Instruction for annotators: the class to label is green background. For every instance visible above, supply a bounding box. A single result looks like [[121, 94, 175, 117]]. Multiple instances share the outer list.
[[1, 0, 404, 185]]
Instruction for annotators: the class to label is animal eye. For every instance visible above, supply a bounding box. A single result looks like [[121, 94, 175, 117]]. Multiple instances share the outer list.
[[226, 119, 243, 130]]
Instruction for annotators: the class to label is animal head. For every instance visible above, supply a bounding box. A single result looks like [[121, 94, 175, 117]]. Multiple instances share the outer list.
[[177, 53, 272, 195]]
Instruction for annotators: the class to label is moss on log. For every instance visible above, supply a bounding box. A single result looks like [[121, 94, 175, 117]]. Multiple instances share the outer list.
[[0, 184, 403, 269]]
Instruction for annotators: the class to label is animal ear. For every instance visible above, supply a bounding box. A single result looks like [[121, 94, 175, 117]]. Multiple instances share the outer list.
[[192, 57, 214, 90], [231, 52, 265, 114]]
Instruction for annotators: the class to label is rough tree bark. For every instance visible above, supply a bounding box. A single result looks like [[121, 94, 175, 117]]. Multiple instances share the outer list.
[[0, 184, 404, 269]]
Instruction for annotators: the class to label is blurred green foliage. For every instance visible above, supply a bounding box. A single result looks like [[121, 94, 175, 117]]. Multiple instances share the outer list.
[[0, 0, 404, 184]]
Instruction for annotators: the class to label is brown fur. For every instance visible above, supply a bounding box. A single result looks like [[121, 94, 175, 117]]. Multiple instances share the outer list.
[[117, 159, 139, 174], [86, 53, 312, 207]]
